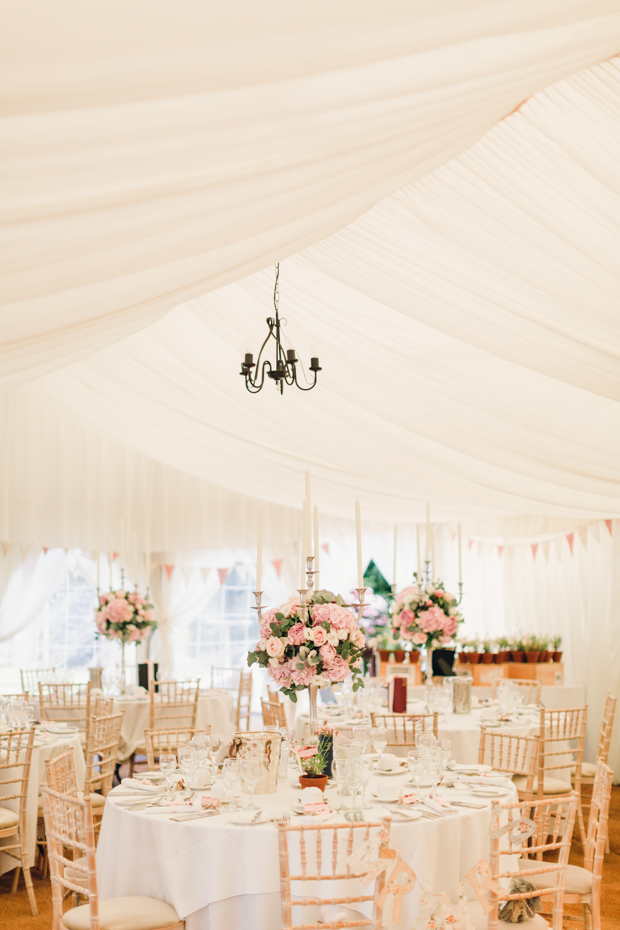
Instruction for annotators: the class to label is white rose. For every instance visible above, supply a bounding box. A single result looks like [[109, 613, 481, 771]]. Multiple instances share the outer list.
[[259, 638, 268, 651], [269, 657, 280, 667], [314, 675, 327, 688], [327, 631, 339, 647], [338, 628, 348, 641], [305, 627, 313, 640], [354, 630, 365, 647], [299, 646, 309, 658], [308, 649, 317, 659]]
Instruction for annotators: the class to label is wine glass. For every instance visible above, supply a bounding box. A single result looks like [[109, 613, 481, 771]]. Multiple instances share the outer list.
[[425, 748, 444, 793], [159, 753, 178, 792], [359, 758, 374, 810], [240, 752, 261, 811], [344, 761, 363, 816], [208, 733, 222, 765], [438, 739, 452, 768], [416, 731, 436, 752], [190, 735, 210, 769], [331, 757, 345, 807], [407, 750, 425, 791], [371, 725, 388, 763], [178, 747, 199, 792], [23, 705, 35, 727], [221, 758, 240, 809]]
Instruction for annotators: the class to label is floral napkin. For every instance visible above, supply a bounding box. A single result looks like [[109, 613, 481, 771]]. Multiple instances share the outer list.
[[424, 795, 457, 815], [120, 778, 161, 793]]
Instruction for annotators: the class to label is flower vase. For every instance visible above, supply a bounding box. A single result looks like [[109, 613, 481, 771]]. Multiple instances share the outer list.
[[426, 647, 434, 684], [308, 683, 319, 735], [120, 641, 127, 695]]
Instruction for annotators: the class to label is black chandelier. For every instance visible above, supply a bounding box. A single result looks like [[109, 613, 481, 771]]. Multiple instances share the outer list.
[[240, 264, 321, 394]]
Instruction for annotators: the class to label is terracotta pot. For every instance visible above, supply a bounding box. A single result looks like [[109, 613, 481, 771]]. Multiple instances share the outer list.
[[511, 651, 524, 662], [481, 653, 494, 664], [492, 652, 505, 664], [392, 650, 406, 663], [408, 650, 420, 664], [378, 649, 391, 662], [499, 651, 511, 663], [299, 774, 328, 792], [468, 652, 481, 664], [525, 651, 540, 663], [459, 653, 470, 663], [553, 651, 563, 663], [539, 651, 550, 663]]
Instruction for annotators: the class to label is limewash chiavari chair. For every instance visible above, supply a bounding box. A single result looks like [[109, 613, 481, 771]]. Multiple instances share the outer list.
[[149, 679, 200, 730], [267, 686, 283, 703], [2, 691, 30, 704], [84, 712, 124, 826], [370, 711, 438, 746], [144, 726, 211, 769], [36, 750, 80, 880], [0, 727, 37, 915], [520, 761, 613, 930], [236, 670, 253, 730], [92, 695, 115, 717], [21, 668, 56, 693], [512, 705, 588, 853], [41, 786, 184, 930], [575, 693, 615, 850], [478, 729, 540, 805], [39, 682, 92, 748], [492, 679, 542, 706], [482, 792, 578, 930], [277, 813, 393, 929], [262, 698, 287, 728]]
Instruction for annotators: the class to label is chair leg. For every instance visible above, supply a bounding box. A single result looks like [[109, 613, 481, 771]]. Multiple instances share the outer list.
[[21, 852, 38, 917], [583, 903, 593, 930], [576, 797, 588, 850], [129, 752, 136, 777], [605, 833, 610, 855], [11, 865, 20, 893]]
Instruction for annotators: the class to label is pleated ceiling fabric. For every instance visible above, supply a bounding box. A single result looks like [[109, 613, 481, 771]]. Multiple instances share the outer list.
[[3, 1, 620, 388]]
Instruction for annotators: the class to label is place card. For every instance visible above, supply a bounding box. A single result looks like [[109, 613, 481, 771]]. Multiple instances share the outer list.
[[304, 802, 331, 814], [401, 793, 419, 806]]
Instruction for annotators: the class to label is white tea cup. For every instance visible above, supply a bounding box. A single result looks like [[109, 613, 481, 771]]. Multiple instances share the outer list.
[[376, 784, 400, 802]]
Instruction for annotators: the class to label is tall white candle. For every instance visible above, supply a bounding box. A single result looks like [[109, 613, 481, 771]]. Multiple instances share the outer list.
[[109, 538, 113, 590], [133, 533, 138, 588], [120, 519, 125, 573], [431, 525, 436, 583], [458, 523, 462, 585], [256, 502, 264, 592], [416, 525, 422, 579], [313, 505, 320, 587], [96, 538, 100, 591], [305, 468, 312, 508], [355, 500, 364, 589], [301, 499, 310, 588], [426, 503, 430, 561], [146, 537, 151, 592], [392, 525, 398, 588]]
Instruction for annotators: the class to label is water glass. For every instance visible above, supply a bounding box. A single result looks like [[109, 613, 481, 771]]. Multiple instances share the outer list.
[[407, 750, 425, 790], [438, 739, 452, 768], [371, 725, 388, 759], [208, 734, 222, 764], [359, 758, 373, 810], [425, 748, 444, 792], [190, 735, 211, 768], [221, 758, 240, 809], [240, 752, 261, 811], [178, 747, 199, 790], [23, 705, 35, 727], [416, 731, 436, 752], [159, 753, 178, 792], [344, 761, 363, 814]]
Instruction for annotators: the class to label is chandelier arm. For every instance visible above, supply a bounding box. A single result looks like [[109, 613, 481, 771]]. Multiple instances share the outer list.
[[245, 359, 273, 393], [253, 318, 276, 375], [291, 366, 319, 392]]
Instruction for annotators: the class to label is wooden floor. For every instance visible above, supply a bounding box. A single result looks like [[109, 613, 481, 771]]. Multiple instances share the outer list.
[[2, 787, 620, 929]]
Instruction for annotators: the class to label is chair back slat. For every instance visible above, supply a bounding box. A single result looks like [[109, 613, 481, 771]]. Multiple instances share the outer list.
[[38, 682, 92, 747], [236, 671, 252, 730], [93, 696, 115, 717], [85, 712, 124, 797], [149, 680, 199, 730], [493, 679, 542, 706], [479, 730, 539, 802], [20, 668, 56, 693], [370, 712, 438, 746], [45, 748, 78, 795], [262, 698, 287, 728], [597, 693, 617, 764], [144, 726, 211, 768], [584, 760, 613, 874]]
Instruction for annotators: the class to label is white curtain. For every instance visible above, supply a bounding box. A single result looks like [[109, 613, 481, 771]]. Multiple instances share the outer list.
[[3, 3, 620, 388], [0, 547, 71, 642]]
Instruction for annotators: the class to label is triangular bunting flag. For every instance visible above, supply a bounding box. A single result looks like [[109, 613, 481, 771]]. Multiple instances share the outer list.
[[1, 542, 9, 557], [497, 545, 504, 557], [113, 551, 119, 561], [272, 558, 283, 578], [164, 564, 174, 581], [217, 567, 229, 586], [42, 546, 49, 554], [200, 567, 210, 582], [468, 539, 474, 551], [321, 542, 330, 555], [542, 541, 550, 561], [577, 525, 588, 550], [182, 566, 193, 583], [566, 533, 574, 554], [531, 543, 538, 559], [590, 522, 600, 543], [605, 519, 613, 536]]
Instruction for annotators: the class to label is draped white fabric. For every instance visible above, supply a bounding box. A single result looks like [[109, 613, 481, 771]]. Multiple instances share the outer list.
[[0, 547, 71, 642], [3, 3, 620, 388], [4, 57, 615, 545]]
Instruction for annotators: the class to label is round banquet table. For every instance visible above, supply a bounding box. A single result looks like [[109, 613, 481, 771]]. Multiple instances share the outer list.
[[97, 767, 518, 930], [114, 690, 235, 762], [0, 726, 85, 876]]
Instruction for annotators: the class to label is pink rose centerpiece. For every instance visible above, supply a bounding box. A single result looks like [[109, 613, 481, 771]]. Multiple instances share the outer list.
[[94, 590, 157, 643], [247, 589, 365, 702], [391, 576, 463, 649]]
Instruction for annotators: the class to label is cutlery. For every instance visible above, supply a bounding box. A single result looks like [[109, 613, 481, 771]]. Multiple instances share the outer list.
[[451, 801, 487, 809], [250, 809, 263, 823], [170, 811, 221, 822]]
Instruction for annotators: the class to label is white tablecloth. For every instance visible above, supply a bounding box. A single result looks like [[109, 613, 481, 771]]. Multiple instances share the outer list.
[[114, 691, 235, 762], [97, 767, 517, 930], [0, 728, 85, 875]]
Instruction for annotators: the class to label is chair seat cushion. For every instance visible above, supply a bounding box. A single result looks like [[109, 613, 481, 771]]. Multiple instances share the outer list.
[[513, 775, 572, 794], [0, 806, 19, 830], [62, 896, 180, 930], [579, 762, 596, 779], [320, 904, 372, 925], [467, 896, 548, 930], [518, 860, 593, 896]]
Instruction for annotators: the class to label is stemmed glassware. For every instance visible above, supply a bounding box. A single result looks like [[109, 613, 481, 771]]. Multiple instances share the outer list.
[[371, 725, 388, 764], [159, 753, 178, 793], [425, 748, 444, 793], [208, 734, 222, 765], [240, 751, 261, 811], [359, 758, 373, 810], [221, 758, 240, 809], [178, 747, 199, 792], [190, 735, 211, 769], [344, 761, 363, 817], [407, 749, 425, 791]]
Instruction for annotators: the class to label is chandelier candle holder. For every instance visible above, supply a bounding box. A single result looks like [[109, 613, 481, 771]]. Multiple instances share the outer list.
[[239, 264, 321, 394], [249, 557, 367, 733]]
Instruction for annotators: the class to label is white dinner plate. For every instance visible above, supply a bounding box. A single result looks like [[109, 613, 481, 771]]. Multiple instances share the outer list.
[[371, 792, 401, 803], [470, 787, 508, 797], [229, 812, 269, 825], [454, 764, 492, 773], [375, 765, 408, 776]]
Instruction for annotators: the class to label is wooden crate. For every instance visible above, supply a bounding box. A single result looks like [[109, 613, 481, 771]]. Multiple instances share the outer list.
[[458, 662, 508, 686], [378, 660, 422, 686], [507, 662, 564, 685]]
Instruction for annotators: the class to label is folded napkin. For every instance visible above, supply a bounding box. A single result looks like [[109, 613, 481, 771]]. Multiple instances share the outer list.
[[459, 774, 513, 788], [141, 802, 203, 815], [425, 795, 457, 815], [377, 753, 399, 772], [120, 778, 161, 793]]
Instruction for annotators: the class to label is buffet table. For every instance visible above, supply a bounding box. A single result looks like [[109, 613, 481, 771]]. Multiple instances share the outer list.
[[97, 768, 517, 930]]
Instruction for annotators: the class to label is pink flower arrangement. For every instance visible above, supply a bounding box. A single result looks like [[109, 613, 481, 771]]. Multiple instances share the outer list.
[[247, 589, 365, 702], [391, 575, 463, 648], [94, 589, 157, 643]]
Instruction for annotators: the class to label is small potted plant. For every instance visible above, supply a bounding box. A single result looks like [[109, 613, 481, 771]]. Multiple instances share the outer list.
[[467, 640, 481, 664], [480, 640, 494, 664], [494, 637, 511, 663], [297, 740, 331, 792], [538, 637, 550, 663], [552, 635, 563, 663], [510, 637, 525, 662], [523, 634, 541, 664]]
